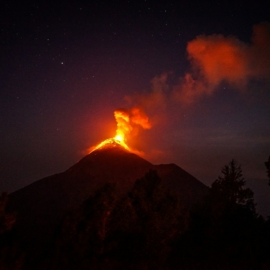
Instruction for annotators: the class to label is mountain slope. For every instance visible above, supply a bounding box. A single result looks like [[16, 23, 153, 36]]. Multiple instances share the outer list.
[[7, 145, 208, 267]]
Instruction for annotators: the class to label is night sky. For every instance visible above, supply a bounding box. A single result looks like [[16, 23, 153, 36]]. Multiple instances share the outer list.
[[1, 1, 270, 215]]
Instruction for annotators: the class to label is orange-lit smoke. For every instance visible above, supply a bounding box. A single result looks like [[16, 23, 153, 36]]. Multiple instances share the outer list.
[[172, 22, 270, 104], [114, 107, 151, 142], [187, 34, 249, 86], [125, 23, 270, 109], [121, 23, 270, 138], [90, 22, 270, 154], [114, 110, 132, 142], [90, 107, 151, 153], [124, 73, 170, 127]]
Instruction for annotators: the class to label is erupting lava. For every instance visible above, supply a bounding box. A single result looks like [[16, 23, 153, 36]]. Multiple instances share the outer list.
[[90, 137, 130, 152], [90, 110, 132, 152], [90, 108, 151, 153]]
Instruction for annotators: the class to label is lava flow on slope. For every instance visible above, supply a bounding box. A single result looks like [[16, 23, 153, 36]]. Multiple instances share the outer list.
[[90, 108, 151, 153]]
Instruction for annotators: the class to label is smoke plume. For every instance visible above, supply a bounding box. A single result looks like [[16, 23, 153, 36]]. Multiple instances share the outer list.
[[116, 22, 270, 149], [172, 22, 270, 104], [127, 22, 270, 116], [114, 107, 151, 140]]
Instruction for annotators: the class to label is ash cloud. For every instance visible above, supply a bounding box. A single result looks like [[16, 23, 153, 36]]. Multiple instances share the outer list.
[[114, 107, 151, 139], [127, 22, 270, 112], [172, 22, 270, 104], [124, 73, 170, 126], [121, 22, 270, 147]]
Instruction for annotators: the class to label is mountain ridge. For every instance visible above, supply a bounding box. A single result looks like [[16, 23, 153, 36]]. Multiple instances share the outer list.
[[7, 145, 208, 268]]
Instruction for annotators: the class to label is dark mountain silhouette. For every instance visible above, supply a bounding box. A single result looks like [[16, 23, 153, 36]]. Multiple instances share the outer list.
[[7, 143, 208, 268]]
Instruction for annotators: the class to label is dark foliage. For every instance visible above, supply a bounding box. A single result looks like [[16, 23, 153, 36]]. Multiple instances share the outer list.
[[0, 193, 23, 270], [211, 159, 256, 212], [8, 159, 270, 269], [53, 170, 187, 269], [52, 166, 270, 270], [53, 183, 118, 269], [169, 160, 269, 269]]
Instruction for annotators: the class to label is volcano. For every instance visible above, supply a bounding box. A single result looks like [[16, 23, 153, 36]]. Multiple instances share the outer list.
[[8, 143, 208, 268]]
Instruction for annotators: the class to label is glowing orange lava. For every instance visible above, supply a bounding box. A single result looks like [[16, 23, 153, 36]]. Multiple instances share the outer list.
[[90, 109, 132, 152], [90, 107, 151, 153]]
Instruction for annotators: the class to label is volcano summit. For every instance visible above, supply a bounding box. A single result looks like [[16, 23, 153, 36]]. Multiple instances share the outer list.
[[90, 137, 130, 152], [8, 144, 208, 268]]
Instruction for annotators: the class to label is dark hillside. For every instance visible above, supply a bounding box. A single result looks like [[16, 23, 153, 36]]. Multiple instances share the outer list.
[[7, 145, 208, 269]]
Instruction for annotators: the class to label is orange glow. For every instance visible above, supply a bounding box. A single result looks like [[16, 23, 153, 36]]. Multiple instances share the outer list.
[[187, 34, 249, 86], [90, 109, 132, 152], [90, 137, 130, 152], [114, 109, 132, 144], [90, 107, 151, 153]]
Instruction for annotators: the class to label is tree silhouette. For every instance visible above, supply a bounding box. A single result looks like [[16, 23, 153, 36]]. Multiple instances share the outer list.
[[0, 193, 16, 234], [0, 193, 23, 270], [170, 160, 259, 269], [54, 171, 186, 269], [54, 183, 118, 269], [211, 159, 255, 211], [127, 170, 186, 268]]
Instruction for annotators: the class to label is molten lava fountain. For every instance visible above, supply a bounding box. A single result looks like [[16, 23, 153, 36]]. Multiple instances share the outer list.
[[90, 110, 132, 152], [90, 108, 151, 153]]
